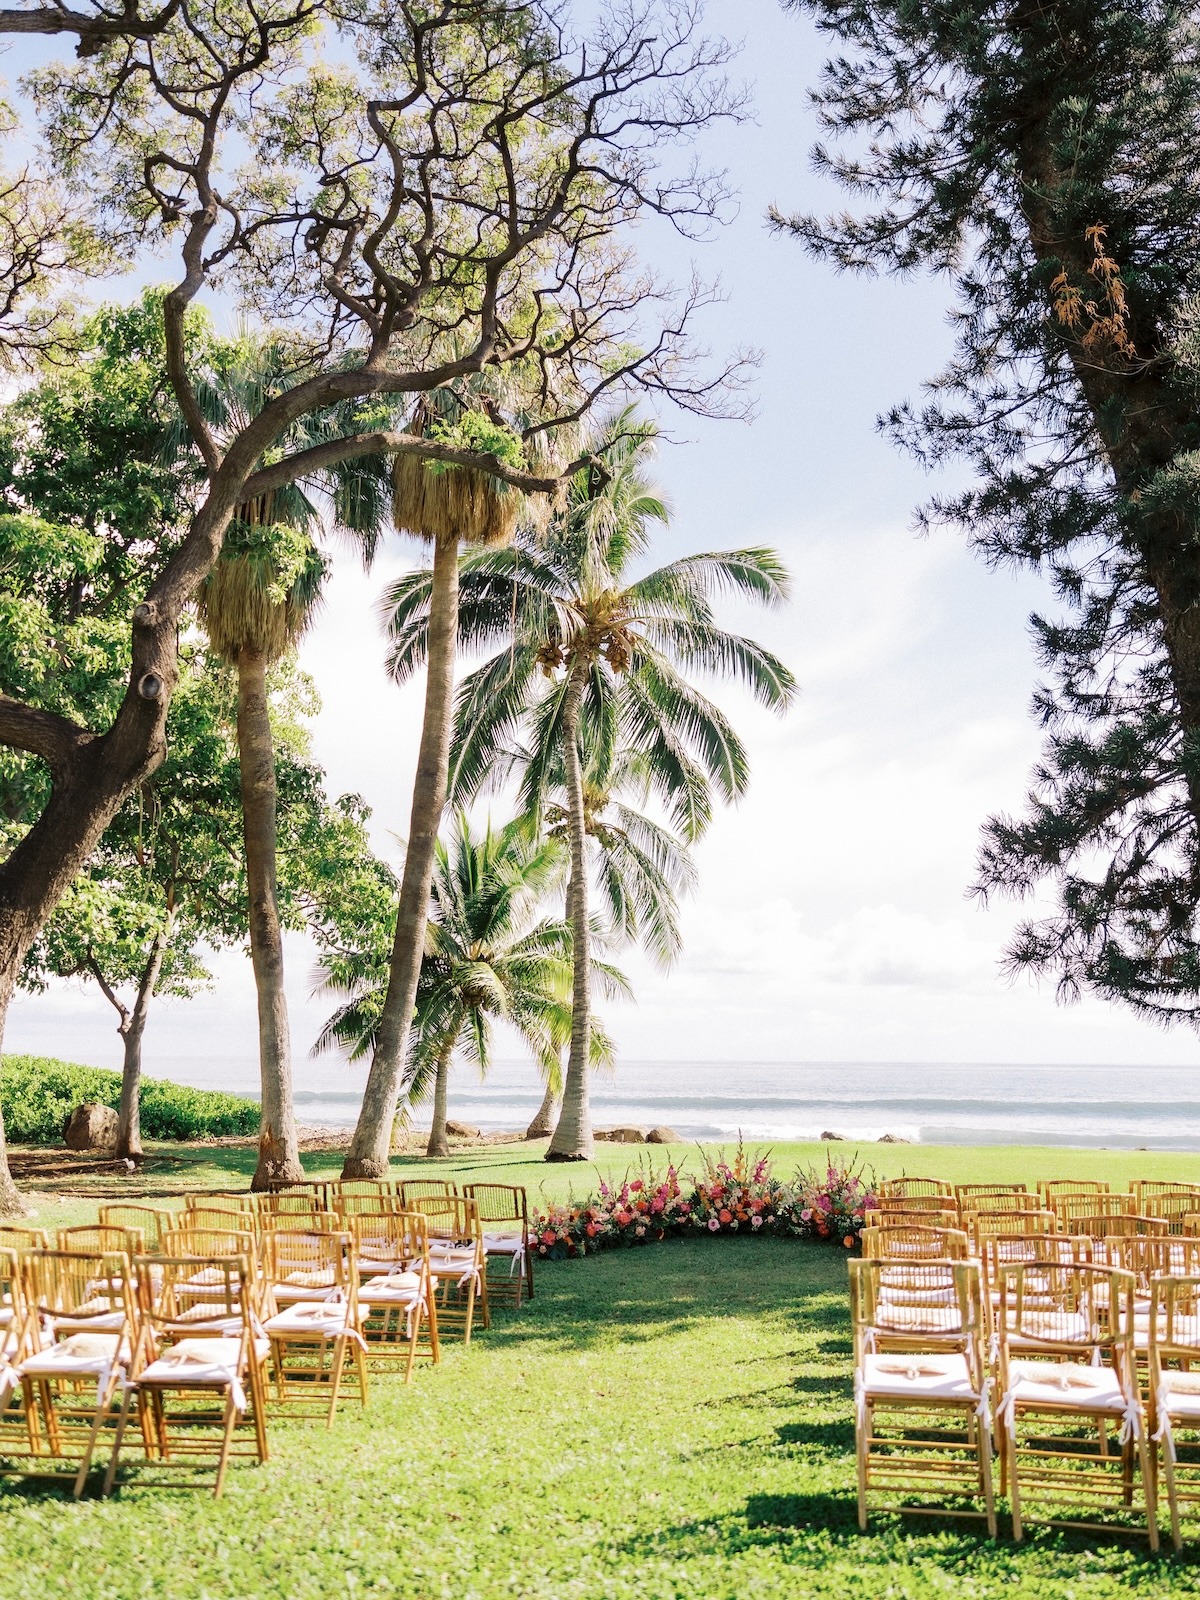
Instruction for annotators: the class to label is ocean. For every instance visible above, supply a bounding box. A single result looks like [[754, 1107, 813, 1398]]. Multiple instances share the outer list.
[[142, 1056, 1200, 1151]]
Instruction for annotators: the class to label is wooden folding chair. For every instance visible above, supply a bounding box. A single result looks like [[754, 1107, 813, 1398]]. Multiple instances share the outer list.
[[1051, 1192, 1138, 1228], [997, 1261, 1155, 1545], [6, 1248, 137, 1497], [463, 1184, 533, 1305], [0, 1247, 36, 1469], [354, 1211, 439, 1378], [115, 1253, 270, 1497], [57, 1223, 144, 1257], [398, 1179, 458, 1208], [185, 1192, 258, 1217], [257, 1208, 343, 1241], [1072, 1212, 1168, 1243], [851, 1258, 996, 1534], [969, 1209, 1059, 1253], [1134, 1181, 1200, 1209], [330, 1179, 398, 1202], [1039, 1179, 1109, 1206], [413, 1195, 487, 1342], [331, 1192, 404, 1224], [876, 1178, 953, 1201], [99, 1205, 174, 1250], [1147, 1274, 1200, 1549], [955, 1183, 1028, 1208], [861, 1225, 970, 1262], [1141, 1192, 1200, 1233], [261, 1231, 367, 1427], [262, 1180, 329, 1207], [0, 1225, 49, 1252]]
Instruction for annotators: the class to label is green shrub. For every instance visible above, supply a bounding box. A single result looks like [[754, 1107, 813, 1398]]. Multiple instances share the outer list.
[[0, 1055, 259, 1144]]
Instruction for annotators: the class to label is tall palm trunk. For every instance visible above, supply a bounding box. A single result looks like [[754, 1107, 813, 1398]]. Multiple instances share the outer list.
[[547, 658, 593, 1160], [344, 530, 461, 1178], [114, 910, 173, 1162], [426, 1029, 456, 1158], [0, 980, 24, 1216], [525, 1075, 559, 1140], [238, 647, 303, 1190]]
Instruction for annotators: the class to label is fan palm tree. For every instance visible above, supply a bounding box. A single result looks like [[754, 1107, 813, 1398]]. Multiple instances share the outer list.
[[341, 380, 547, 1179], [315, 811, 627, 1155], [189, 340, 393, 1188], [381, 409, 796, 1159]]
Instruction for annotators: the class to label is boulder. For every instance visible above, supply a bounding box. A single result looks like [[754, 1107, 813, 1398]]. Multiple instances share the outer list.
[[445, 1120, 482, 1139], [819, 1130, 845, 1142], [877, 1133, 910, 1144], [596, 1126, 648, 1144], [63, 1102, 119, 1153], [645, 1126, 681, 1144]]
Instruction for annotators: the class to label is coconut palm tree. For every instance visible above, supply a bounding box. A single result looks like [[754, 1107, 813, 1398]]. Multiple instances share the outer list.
[[315, 811, 626, 1154], [340, 384, 541, 1179], [381, 409, 796, 1159], [190, 340, 393, 1188]]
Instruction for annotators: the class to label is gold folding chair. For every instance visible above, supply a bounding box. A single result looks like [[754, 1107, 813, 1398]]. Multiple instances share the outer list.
[[1039, 1179, 1109, 1206], [261, 1231, 367, 1427], [864, 1205, 959, 1233], [161, 1226, 262, 1324], [997, 1261, 1154, 1545], [1141, 1192, 1200, 1233], [331, 1192, 404, 1224], [1052, 1192, 1138, 1229], [262, 1181, 329, 1207], [413, 1195, 487, 1342], [463, 1184, 533, 1305], [969, 1209, 1059, 1253], [354, 1211, 439, 1378], [1134, 1181, 1200, 1208], [0, 1225, 49, 1252], [861, 1225, 970, 1262], [961, 1194, 1044, 1223], [185, 1192, 258, 1217], [851, 1258, 996, 1534], [398, 1179, 458, 1207], [956, 1183, 1028, 1207], [876, 1178, 953, 1201], [0, 1247, 36, 1470], [7, 1248, 137, 1496], [1147, 1274, 1200, 1549], [257, 1208, 343, 1241], [99, 1205, 174, 1250], [1072, 1212, 1168, 1243], [116, 1253, 270, 1497], [330, 1179, 398, 1201], [57, 1223, 144, 1257]]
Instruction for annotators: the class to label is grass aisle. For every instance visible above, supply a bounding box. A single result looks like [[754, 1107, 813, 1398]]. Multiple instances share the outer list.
[[5, 1236, 1200, 1598]]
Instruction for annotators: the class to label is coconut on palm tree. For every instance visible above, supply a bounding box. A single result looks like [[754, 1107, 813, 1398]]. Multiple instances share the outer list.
[[382, 408, 796, 1159], [315, 811, 626, 1154], [340, 388, 537, 1179]]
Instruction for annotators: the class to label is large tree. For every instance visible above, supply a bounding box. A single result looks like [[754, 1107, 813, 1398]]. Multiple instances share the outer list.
[[385, 412, 795, 1157], [775, 0, 1200, 1025], [0, 0, 747, 1211]]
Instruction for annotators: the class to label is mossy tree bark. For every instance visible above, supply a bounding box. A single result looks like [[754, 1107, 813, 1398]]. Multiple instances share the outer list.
[[343, 530, 460, 1179], [426, 1029, 456, 1158], [238, 647, 304, 1191], [525, 1076, 559, 1140]]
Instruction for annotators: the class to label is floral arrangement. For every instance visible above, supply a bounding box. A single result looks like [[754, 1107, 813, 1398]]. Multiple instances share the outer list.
[[785, 1158, 876, 1249], [532, 1162, 691, 1258], [528, 1147, 876, 1260], [688, 1145, 789, 1235]]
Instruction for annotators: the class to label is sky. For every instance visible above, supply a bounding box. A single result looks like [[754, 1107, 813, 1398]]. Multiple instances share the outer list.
[[8, 0, 1198, 1085]]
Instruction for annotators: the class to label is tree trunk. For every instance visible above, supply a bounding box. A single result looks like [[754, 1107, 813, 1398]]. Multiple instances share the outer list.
[[114, 911, 173, 1163], [343, 530, 461, 1179], [547, 658, 593, 1161], [426, 1033, 455, 1158], [0, 977, 26, 1216], [237, 648, 304, 1191], [525, 1077, 559, 1140]]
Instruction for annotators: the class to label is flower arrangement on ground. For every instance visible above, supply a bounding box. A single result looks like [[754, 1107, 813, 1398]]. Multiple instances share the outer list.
[[528, 1146, 877, 1258], [785, 1157, 876, 1248]]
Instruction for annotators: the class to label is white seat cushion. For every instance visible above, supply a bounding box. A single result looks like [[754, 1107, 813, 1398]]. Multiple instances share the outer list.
[[18, 1332, 128, 1380], [1157, 1371, 1200, 1421], [860, 1353, 981, 1405], [873, 1303, 963, 1333], [360, 1270, 423, 1306], [1005, 1360, 1130, 1414], [264, 1303, 353, 1338], [139, 1337, 266, 1386]]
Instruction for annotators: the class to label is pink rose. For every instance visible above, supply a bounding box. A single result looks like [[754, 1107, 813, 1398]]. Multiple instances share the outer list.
[[751, 1215, 763, 1229], [707, 1218, 720, 1232]]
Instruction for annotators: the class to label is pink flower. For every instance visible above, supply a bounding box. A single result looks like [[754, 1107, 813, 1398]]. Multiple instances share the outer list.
[[707, 1218, 720, 1232], [635, 1225, 645, 1236], [650, 1198, 664, 1214], [751, 1215, 763, 1229], [630, 1179, 644, 1193], [541, 1230, 556, 1246], [800, 1209, 813, 1222]]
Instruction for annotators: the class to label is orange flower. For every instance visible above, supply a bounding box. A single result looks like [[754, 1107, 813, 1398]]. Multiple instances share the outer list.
[[843, 1235, 855, 1248]]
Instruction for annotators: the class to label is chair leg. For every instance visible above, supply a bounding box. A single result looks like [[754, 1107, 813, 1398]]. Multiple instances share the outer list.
[[855, 1403, 869, 1531], [212, 1392, 239, 1500], [73, 1376, 118, 1499], [1008, 1419, 1023, 1542], [1138, 1427, 1160, 1552], [978, 1411, 997, 1538], [354, 1337, 369, 1408], [103, 1385, 135, 1497], [1164, 1439, 1183, 1552], [327, 1337, 345, 1429]]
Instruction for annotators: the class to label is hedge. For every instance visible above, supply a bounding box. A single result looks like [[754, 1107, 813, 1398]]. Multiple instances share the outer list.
[[0, 1054, 259, 1143]]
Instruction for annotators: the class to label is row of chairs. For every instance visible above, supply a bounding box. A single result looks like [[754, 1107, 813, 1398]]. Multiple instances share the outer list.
[[855, 1176, 1200, 1547], [0, 1181, 533, 1498]]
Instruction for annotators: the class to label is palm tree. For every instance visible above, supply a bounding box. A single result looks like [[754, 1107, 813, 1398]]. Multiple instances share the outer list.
[[315, 812, 626, 1154], [382, 409, 796, 1159], [340, 384, 538, 1179], [189, 340, 393, 1188]]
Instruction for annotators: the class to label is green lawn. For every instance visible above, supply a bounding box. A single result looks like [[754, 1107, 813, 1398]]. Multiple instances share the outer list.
[[4, 1231, 1200, 1599], [10, 1139, 1200, 1596], [16, 1135, 1200, 1236]]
